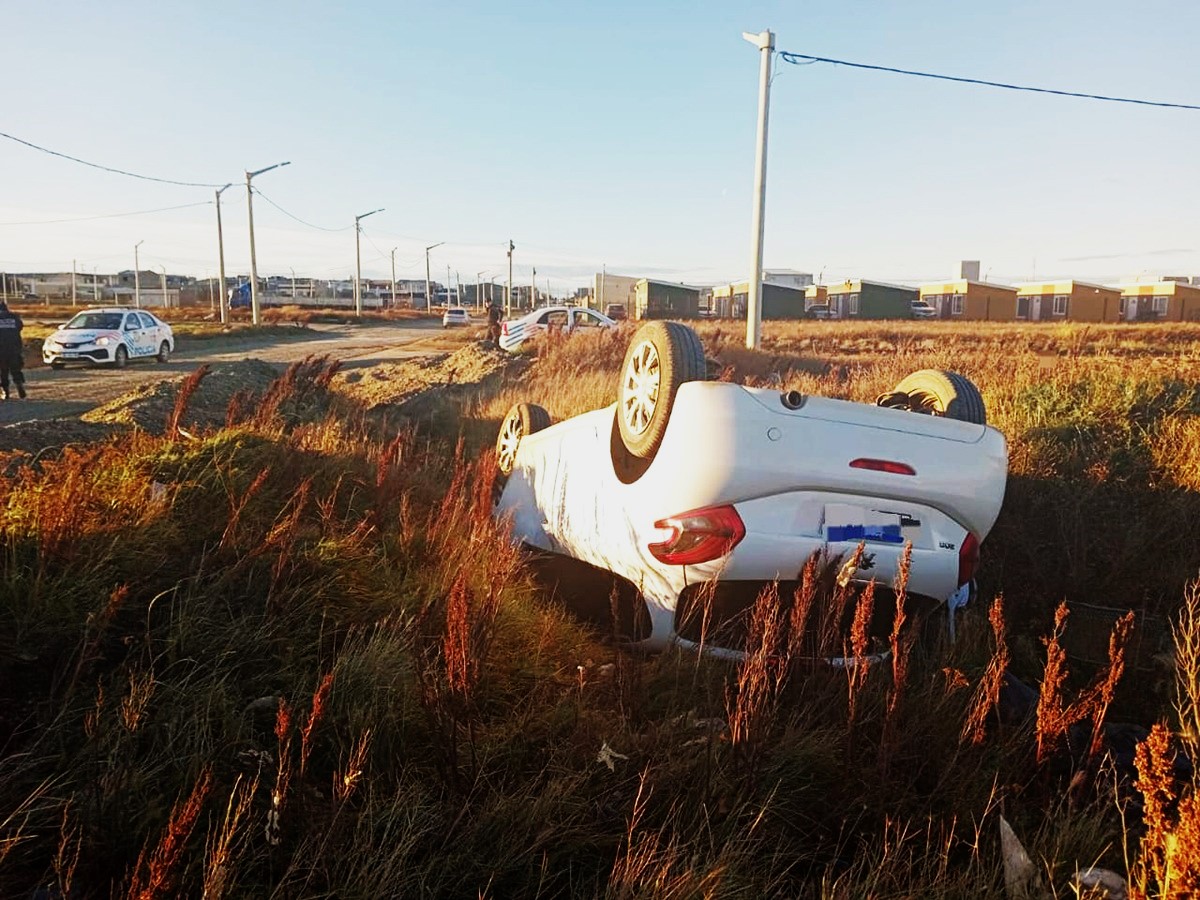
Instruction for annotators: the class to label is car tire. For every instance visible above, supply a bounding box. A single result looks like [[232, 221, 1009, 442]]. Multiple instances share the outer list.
[[157, 341, 170, 363], [616, 321, 706, 460], [113, 345, 129, 369], [881, 369, 986, 425], [496, 402, 552, 476]]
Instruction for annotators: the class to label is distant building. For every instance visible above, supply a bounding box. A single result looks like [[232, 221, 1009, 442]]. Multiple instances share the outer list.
[[710, 280, 805, 319], [634, 279, 699, 320], [1119, 280, 1200, 322], [763, 269, 814, 290], [825, 279, 916, 320], [594, 272, 638, 314], [960, 260, 981, 281], [919, 279, 1018, 321], [1015, 281, 1121, 322]]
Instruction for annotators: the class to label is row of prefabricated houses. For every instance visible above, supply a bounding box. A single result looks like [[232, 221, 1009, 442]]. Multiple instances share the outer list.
[[624, 277, 1200, 322]]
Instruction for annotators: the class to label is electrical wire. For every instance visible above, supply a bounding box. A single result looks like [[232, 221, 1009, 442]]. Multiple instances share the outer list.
[[0, 200, 213, 227], [251, 188, 352, 232], [778, 52, 1200, 110], [0, 129, 226, 187]]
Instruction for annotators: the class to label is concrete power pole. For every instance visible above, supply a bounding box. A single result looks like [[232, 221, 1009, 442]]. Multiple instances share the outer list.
[[245, 161, 291, 326], [134, 240, 143, 309], [742, 28, 774, 350], [215, 183, 232, 323], [354, 208, 384, 317], [424, 242, 443, 311], [531, 267, 537, 309], [506, 240, 514, 316], [390, 248, 398, 309], [72, 259, 77, 307]]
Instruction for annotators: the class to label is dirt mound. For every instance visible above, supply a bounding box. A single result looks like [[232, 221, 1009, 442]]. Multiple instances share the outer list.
[[81, 359, 282, 433], [335, 341, 524, 412]]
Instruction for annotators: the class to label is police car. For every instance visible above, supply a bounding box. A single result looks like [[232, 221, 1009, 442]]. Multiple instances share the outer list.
[[498, 305, 617, 353], [42, 307, 175, 369]]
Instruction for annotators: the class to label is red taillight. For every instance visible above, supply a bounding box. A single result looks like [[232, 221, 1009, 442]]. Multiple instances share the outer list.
[[648, 504, 745, 566], [849, 458, 917, 476], [502, 322, 509, 335], [958, 531, 980, 586]]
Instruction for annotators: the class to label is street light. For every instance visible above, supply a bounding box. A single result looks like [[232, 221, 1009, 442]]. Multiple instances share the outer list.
[[214, 182, 233, 323], [134, 240, 144, 308], [424, 242, 444, 311], [245, 160, 291, 326], [742, 28, 774, 350], [354, 208, 384, 317]]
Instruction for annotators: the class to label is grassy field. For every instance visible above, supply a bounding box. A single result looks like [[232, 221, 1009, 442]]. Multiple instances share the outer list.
[[1, 319, 1198, 896]]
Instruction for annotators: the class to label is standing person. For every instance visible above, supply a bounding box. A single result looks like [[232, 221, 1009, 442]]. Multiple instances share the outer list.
[[0, 300, 26, 399], [486, 300, 503, 346]]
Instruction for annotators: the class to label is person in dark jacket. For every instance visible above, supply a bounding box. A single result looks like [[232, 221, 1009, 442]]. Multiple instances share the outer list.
[[0, 300, 26, 399], [486, 301, 503, 345]]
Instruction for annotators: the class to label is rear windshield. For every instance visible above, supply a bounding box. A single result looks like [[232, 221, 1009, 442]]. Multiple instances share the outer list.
[[65, 312, 123, 330]]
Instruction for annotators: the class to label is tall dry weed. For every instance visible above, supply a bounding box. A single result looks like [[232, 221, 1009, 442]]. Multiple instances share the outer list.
[[727, 583, 788, 777], [1173, 576, 1200, 753], [1131, 723, 1200, 896], [201, 775, 258, 900], [166, 364, 210, 440], [1036, 602, 1072, 765], [127, 767, 213, 900], [961, 596, 1011, 746]]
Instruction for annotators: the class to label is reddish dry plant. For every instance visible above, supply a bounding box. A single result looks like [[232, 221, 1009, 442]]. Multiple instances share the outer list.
[[845, 579, 876, 731], [889, 543, 913, 703], [961, 596, 1011, 746], [444, 574, 474, 702], [821, 543, 866, 657], [220, 466, 271, 551], [1131, 722, 1200, 896], [166, 364, 210, 440], [1036, 601, 1072, 765], [127, 767, 213, 900], [270, 696, 294, 845], [788, 553, 820, 662], [1083, 611, 1135, 762], [224, 387, 253, 428], [61, 584, 129, 702], [726, 582, 788, 769], [299, 671, 335, 779]]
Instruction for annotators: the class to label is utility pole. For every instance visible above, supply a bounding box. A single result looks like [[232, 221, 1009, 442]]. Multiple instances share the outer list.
[[455, 269, 462, 308], [476, 271, 485, 310], [354, 208, 384, 316], [215, 182, 232, 323], [390, 247, 397, 309], [71, 259, 77, 307], [447, 265, 452, 305], [506, 240, 514, 317], [531, 267, 537, 308], [134, 240, 143, 308], [160, 266, 168, 308], [742, 28, 774, 350], [290, 267, 296, 302], [245, 160, 291, 326], [207, 276, 214, 310], [424, 242, 443, 311]]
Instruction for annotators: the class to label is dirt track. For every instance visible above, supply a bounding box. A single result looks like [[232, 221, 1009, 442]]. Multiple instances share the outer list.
[[0, 319, 453, 426]]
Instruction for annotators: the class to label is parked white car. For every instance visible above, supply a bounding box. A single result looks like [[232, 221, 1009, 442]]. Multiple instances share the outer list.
[[42, 307, 174, 369], [494, 322, 1008, 655], [442, 307, 471, 328], [911, 300, 937, 319], [498, 305, 616, 353]]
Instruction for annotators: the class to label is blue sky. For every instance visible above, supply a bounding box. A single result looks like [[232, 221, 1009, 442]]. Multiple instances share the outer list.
[[3, 0, 1199, 291]]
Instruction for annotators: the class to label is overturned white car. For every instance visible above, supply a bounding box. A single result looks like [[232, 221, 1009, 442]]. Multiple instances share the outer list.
[[494, 321, 1008, 654]]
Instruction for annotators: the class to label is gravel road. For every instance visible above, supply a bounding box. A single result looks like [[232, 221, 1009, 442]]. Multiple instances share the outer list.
[[0, 319, 453, 425]]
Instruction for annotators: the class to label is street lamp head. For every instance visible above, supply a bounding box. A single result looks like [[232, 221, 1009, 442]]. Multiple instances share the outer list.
[[355, 208, 385, 223], [425, 241, 444, 252], [247, 160, 291, 179], [217, 182, 233, 196]]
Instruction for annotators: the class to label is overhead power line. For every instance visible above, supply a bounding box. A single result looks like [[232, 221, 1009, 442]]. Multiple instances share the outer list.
[[251, 187, 351, 232], [0, 200, 213, 227], [778, 52, 1200, 110], [0, 129, 225, 187]]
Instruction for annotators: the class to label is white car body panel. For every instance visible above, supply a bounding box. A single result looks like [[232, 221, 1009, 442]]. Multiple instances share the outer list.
[[496, 381, 1008, 650]]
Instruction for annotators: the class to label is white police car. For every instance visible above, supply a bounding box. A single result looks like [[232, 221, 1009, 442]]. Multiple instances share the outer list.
[[498, 305, 617, 353], [42, 307, 174, 369]]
